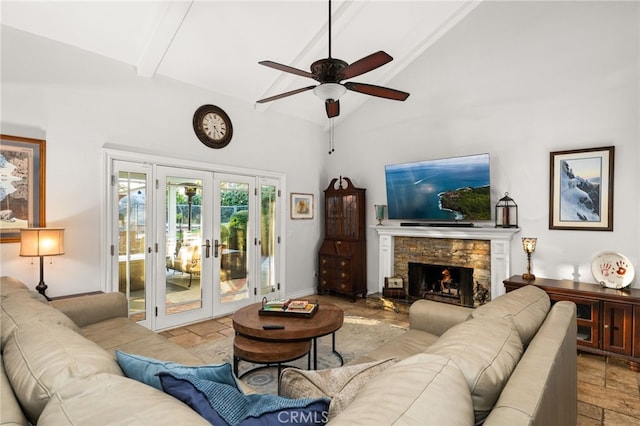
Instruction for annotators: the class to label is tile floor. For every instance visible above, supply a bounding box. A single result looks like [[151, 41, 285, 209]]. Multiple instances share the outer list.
[[162, 294, 640, 425]]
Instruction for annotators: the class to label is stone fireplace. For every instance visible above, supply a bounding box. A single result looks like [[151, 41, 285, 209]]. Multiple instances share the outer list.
[[374, 226, 520, 305]]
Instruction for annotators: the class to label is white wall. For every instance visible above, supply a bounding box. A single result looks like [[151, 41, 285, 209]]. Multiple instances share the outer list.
[[1, 1, 638, 300], [326, 1, 639, 291], [0, 27, 325, 297]]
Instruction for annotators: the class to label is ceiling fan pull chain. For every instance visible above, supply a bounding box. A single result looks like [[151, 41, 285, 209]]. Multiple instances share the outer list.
[[329, 118, 336, 154]]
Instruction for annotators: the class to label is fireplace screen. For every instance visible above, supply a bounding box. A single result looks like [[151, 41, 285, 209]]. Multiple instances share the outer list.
[[408, 262, 474, 307]]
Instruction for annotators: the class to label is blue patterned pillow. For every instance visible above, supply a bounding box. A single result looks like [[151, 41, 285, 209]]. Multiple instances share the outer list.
[[115, 350, 238, 391], [158, 372, 329, 425]]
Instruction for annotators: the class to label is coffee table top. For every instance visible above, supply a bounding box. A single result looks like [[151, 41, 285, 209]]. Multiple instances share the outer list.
[[232, 302, 344, 342]]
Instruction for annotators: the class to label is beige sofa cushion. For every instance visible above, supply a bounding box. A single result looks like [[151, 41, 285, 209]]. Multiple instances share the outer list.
[[38, 373, 211, 426], [82, 317, 204, 365], [349, 329, 439, 365], [3, 322, 123, 424], [425, 316, 523, 425], [471, 285, 550, 345], [1, 290, 80, 349], [280, 358, 397, 419], [328, 353, 474, 426], [1, 353, 28, 426], [0, 276, 30, 297]]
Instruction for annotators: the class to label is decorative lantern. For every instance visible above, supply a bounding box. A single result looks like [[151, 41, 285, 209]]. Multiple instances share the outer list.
[[495, 192, 518, 228]]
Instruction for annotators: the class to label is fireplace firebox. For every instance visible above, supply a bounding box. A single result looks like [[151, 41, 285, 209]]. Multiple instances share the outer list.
[[408, 262, 474, 307]]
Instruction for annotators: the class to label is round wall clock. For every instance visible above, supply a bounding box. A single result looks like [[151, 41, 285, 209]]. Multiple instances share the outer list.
[[192, 104, 233, 149]]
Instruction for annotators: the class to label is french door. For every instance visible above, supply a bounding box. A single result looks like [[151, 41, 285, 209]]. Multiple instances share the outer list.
[[112, 162, 153, 329], [155, 167, 213, 330], [108, 155, 283, 331], [212, 174, 281, 316]]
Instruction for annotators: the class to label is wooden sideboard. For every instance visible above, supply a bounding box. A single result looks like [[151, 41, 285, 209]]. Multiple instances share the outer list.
[[504, 275, 640, 371]]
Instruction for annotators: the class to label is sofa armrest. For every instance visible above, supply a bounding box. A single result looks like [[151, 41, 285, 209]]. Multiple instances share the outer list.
[[484, 301, 577, 425], [409, 299, 473, 336], [51, 292, 128, 327]]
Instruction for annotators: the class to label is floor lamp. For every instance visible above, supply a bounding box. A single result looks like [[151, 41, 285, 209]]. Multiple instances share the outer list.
[[19, 228, 65, 301]]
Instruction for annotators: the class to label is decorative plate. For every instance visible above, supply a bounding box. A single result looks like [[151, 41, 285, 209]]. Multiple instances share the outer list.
[[591, 251, 635, 289]]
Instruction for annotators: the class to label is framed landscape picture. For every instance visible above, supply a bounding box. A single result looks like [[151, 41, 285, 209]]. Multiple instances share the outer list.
[[290, 193, 313, 219], [549, 146, 614, 231], [0, 134, 46, 243]]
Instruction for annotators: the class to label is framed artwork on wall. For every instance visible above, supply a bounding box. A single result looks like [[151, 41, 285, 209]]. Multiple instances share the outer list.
[[0, 134, 46, 243], [290, 193, 313, 219], [549, 146, 614, 231]]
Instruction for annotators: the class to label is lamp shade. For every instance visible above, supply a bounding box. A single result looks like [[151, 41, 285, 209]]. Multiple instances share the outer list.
[[521, 237, 537, 254], [313, 83, 347, 101], [19, 228, 65, 257]]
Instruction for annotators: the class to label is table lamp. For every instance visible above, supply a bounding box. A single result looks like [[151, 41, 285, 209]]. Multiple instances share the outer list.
[[521, 237, 537, 281], [19, 228, 65, 300]]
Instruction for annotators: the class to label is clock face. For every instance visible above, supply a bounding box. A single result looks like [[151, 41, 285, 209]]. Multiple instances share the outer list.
[[193, 105, 233, 149], [202, 112, 227, 141]]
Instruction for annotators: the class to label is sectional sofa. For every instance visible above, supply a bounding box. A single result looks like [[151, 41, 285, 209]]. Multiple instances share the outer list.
[[1, 275, 576, 425], [281, 284, 578, 425]]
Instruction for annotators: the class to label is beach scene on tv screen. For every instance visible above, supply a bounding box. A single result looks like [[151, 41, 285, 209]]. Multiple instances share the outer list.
[[385, 153, 491, 221]]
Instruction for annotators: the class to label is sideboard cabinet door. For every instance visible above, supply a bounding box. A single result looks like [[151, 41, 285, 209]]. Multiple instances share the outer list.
[[603, 301, 633, 356]]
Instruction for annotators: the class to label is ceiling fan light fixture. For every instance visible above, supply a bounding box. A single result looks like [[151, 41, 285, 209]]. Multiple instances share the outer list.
[[313, 83, 346, 101]]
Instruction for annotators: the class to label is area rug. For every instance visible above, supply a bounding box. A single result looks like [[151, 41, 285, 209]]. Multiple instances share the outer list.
[[189, 315, 407, 394]]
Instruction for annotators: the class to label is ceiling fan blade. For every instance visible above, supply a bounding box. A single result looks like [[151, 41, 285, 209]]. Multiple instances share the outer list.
[[325, 100, 340, 118], [344, 82, 410, 101], [256, 86, 316, 104], [338, 51, 393, 81], [259, 60, 317, 80]]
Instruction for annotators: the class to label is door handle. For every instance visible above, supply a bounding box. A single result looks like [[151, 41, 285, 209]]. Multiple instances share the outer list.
[[202, 239, 211, 258], [213, 239, 221, 258]]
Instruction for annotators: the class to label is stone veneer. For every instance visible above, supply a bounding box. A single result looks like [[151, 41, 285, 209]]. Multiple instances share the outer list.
[[394, 237, 491, 306]]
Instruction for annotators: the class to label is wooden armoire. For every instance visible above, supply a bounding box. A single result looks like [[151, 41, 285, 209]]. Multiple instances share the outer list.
[[318, 177, 367, 301]]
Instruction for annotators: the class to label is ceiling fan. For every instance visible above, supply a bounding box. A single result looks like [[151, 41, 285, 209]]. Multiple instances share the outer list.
[[256, 0, 410, 119]]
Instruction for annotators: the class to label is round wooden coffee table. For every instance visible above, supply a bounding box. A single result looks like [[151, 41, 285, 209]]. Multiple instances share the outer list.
[[232, 302, 344, 370]]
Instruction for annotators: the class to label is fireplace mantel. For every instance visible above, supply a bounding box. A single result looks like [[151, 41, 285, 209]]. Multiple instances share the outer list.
[[373, 225, 521, 300]]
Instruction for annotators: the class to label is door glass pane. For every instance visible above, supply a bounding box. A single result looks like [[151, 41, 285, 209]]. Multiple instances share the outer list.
[[118, 172, 147, 321], [259, 184, 276, 296], [165, 178, 203, 315], [220, 180, 249, 303], [342, 194, 357, 238]]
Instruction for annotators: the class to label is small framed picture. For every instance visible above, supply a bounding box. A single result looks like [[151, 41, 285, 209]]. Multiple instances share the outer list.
[[549, 146, 614, 231], [290, 193, 313, 219]]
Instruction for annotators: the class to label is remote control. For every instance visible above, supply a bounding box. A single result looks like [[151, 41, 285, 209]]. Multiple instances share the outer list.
[[262, 324, 285, 330]]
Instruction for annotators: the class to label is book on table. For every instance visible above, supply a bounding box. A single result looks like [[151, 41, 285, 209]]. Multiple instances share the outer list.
[[262, 298, 290, 310], [287, 300, 309, 310], [259, 300, 318, 317]]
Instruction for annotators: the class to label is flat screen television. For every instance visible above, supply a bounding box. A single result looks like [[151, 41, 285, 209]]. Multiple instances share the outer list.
[[384, 153, 491, 223]]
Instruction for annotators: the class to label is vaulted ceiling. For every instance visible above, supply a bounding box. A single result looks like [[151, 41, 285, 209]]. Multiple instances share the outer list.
[[1, 0, 480, 126]]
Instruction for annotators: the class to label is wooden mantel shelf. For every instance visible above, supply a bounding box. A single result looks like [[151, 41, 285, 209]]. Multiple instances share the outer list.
[[373, 225, 520, 241]]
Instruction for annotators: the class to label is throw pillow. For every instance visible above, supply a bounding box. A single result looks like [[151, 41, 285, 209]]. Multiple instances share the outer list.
[[159, 372, 330, 425], [279, 358, 397, 419], [115, 350, 238, 391]]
